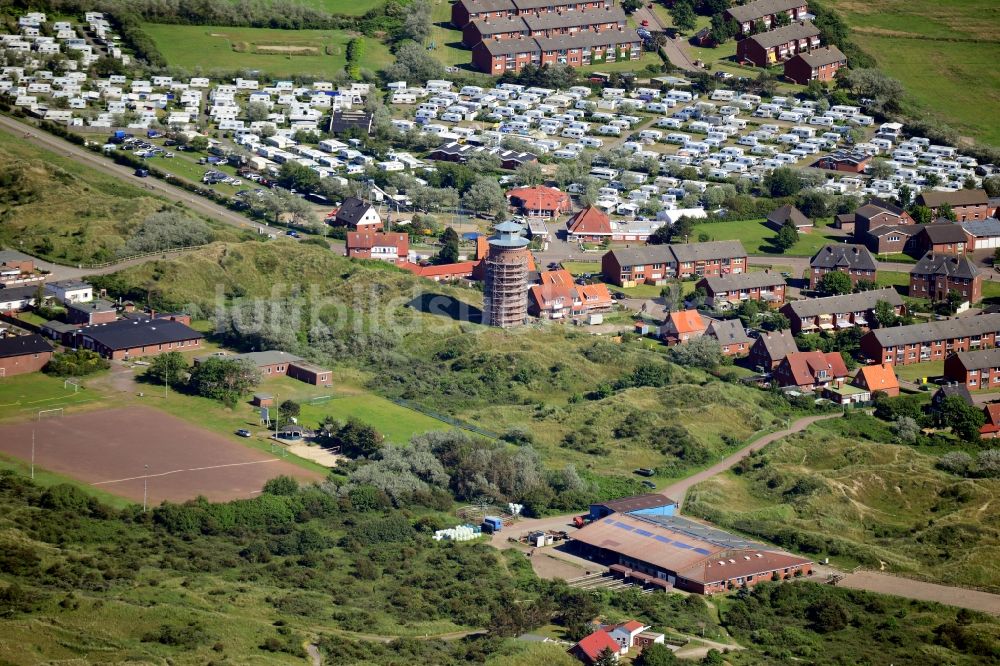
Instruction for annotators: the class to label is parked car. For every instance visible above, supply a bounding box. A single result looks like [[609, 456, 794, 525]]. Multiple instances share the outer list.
[[236, 429, 251, 438], [634, 468, 655, 477], [134, 168, 149, 177]]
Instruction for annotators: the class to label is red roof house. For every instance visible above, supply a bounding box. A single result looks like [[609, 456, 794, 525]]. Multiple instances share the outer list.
[[507, 185, 571, 217], [854, 363, 899, 397], [775, 351, 848, 390], [569, 629, 621, 665], [529, 270, 613, 319], [345, 231, 409, 264], [981, 403, 1000, 439], [401, 261, 477, 281], [660, 310, 707, 345], [567, 206, 613, 241]]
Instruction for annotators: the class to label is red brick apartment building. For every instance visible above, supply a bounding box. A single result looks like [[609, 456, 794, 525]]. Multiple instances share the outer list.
[[698, 271, 786, 309], [75, 318, 204, 360], [944, 349, 1000, 391], [736, 21, 820, 67], [909, 252, 982, 304], [462, 6, 626, 46], [601, 241, 747, 286], [783, 45, 846, 84], [860, 314, 1000, 366], [451, 0, 610, 28], [528, 269, 613, 318], [0, 334, 53, 377], [345, 231, 410, 265], [774, 350, 848, 390], [809, 244, 878, 289], [912, 222, 968, 257], [853, 200, 916, 254], [472, 31, 640, 74], [781, 288, 904, 335], [916, 189, 990, 222], [725, 0, 808, 35]]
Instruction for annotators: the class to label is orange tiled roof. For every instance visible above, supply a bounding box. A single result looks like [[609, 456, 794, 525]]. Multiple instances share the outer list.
[[506, 185, 571, 213], [669, 309, 706, 335], [567, 206, 612, 235], [856, 363, 898, 392]]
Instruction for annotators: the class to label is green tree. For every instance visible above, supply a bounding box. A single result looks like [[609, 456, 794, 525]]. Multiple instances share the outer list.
[[773, 220, 799, 253], [44, 349, 110, 377], [670, 0, 697, 32], [593, 647, 619, 666], [909, 204, 933, 225], [764, 167, 803, 197], [277, 162, 320, 194], [279, 399, 301, 419], [937, 202, 957, 221], [146, 351, 186, 386], [621, 0, 643, 12], [435, 227, 460, 265], [329, 417, 385, 458], [869, 157, 893, 180], [983, 175, 1000, 198], [514, 161, 543, 186], [818, 270, 852, 295], [262, 475, 299, 495], [462, 178, 506, 215], [669, 336, 722, 369], [873, 300, 899, 327], [187, 135, 209, 152], [709, 13, 736, 43], [188, 358, 260, 406], [636, 642, 679, 666], [937, 395, 985, 443]]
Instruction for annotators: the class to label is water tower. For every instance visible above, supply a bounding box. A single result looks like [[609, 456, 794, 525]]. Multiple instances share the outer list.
[[483, 221, 530, 328]]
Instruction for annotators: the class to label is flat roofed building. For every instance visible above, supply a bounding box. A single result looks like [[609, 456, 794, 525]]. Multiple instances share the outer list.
[[75, 318, 203, 360], [0, 334, 53, 377]]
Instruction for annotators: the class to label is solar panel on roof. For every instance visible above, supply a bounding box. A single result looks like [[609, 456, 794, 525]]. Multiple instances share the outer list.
[[614, 521, 635, 531], [673, 542, 692, 549], [634, 529, 653, 537], [694, 548, 711, 555], [654, 536, 672, 544]]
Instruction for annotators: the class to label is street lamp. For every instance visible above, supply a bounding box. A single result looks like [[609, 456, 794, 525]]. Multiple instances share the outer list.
[[143, 464, 149, 512]]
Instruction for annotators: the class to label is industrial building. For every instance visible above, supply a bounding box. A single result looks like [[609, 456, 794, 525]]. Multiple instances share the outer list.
[[483, 222, 531, 328], [571, 495, 812, 594]]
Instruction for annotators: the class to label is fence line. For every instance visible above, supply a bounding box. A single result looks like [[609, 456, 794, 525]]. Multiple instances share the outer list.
[[78, 244, 209, 270], [387, 397, 500, 440]]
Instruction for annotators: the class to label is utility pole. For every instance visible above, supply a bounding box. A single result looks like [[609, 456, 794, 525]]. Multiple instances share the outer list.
[[30, 430, 35, 481], [143, 464, 149, 513]]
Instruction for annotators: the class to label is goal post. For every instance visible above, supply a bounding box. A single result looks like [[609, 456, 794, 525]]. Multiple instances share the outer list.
[[63, 379, 80, 393], [37, 408, 64, 421]]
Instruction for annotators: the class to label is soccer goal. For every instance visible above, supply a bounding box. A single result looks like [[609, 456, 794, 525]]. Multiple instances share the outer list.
[[64, 379, 80, 393], [37, 408, 64, 421]]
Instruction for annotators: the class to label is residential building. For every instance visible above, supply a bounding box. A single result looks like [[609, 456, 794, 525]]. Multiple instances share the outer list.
[[329, 109, 373, 135], [345, 231, 410, 264], [572, 512, 813, 595], [853, 363, 899, 397], [451, 0, 611, 29], [332, 196, 382, 230], [471, 30, 641, 74], [706, 318, 752, 357], [74, 318, 204, 360], [698, 271, 786, 309], [961, 219, 1000, 251], [774, 350, 848, 390], [402, 261, 479, 282], [749, 329, 798, 370], [528, 269, 613, 318], [0, 286, 43, 312], [569, 629, 621, 665], [567, 205, 613, 240], [943, 349, 1000, 391], [912, 222, 968, 256], [670, 240, 748, 279], [462, 15, 528, 46], [736, 21, 821, 67], [0, 250, 43, 286], [608, 621, 660, 656], [981, 403, 1000, 439], [781, 288, 904, 334], [0, 334, 53, 377], [915, 189, 990, 222], [462, 7, 627, 46], [860, 314, 1000, 366], [813, 150, 870, 174], [908, 252, 982, 304], [65, 298, 117, 325], [808, 244, 877, 289], [766, 203, 812, 232], [725, 0, 809, 35], [661, 309, 707, 345], [783, 45, 846, 84], [853, 200, 915, 254], [507, 185, 571, 218], [931, 383, 973, 411], [196, 350, 332, 385], [44, 279, 93, 304]]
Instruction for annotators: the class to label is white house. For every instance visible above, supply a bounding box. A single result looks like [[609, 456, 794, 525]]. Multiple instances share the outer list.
[[45, 280, 93, 304]]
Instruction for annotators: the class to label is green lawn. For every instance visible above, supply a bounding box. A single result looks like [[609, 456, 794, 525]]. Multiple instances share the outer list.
[[560, 261, 601, 276], [0, 373, 109, 423], [893, 360, 943, 383], [295, 0, 384, 14], [143, 24, 393, 77], [825, 0, 1000, 147], [298, 392, 450, 444], [692, 218, 841, 256], [876, 270, 911, 290]]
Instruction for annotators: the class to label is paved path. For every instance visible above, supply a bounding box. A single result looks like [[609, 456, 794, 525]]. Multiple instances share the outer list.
[[837, 571, 1000, 616], [660, 36, 701, 72]]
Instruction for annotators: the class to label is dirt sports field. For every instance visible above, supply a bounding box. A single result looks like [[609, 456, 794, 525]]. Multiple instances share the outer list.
[[0, 406, 324, 504]]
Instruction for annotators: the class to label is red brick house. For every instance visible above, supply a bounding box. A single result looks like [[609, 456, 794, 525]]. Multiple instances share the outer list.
[[783, 45, 846, 84], [698, 271, 786, 309], [860, 314, 1000, 366], [706, 318, 752, 357], [345, 231, 410, 265], [781, 288, 904, 335], [671, 240, 748, 279], [809, 243, 877, 289], [661, 309, 707, 345], [472, 31, 640, 74], [528, 269, 613, 318], [916, 189, 990, 222], [909, 252, 982, 304], [813, 150, 870, 174], [602, 245, 676, 286], [726, 0, 809, 35], [196, 350, 332, 386], [452, 0, 610, 29], [333, 196, 382, 230], [981, 403, 1000, 439], [944, 349, 1000, 391], [912, 222, 968, 256], [736, 21, 820, 67], [853, 363, 899, 397], [462, 15, 528, 46], [0, 334, 53, 377], [774, 350, 848, 390], [65, 299, 117, 325], [853, 200, 917, 255], [507, 185, 571, 218], [74, 318, 203, 360], [567, 205, 613, 241], [749, 329, 798, 370], [767, 204, 813, 232], [0, 250, 43, 286]]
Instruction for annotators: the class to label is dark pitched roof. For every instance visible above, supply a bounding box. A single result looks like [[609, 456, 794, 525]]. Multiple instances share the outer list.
[[952, 348, 1000, 371], [786, 288, 903, 318], [77, 318, 203, 351], [0, 285, 40, 302], [856, 199, 905, 219], [869, 314, 1000, 348], [752, 329, 798, 361], [605, 245, 676, 267], [0, 334, 52, 358], [767, 204, 811, 228], [933, 383, 973, 406], [470, 15, 527, 36], [335, 196, 376, 225], [918, 223, 969, 244], [961, 218, 1000, 238], [523, 7, 626, 31], [595, 493, 677, 513], [67, 298, 116, 314], [460, 0, 516, 13], [917, 189, 989, 209], [791, 45, 846, 67], [867, 224, 915, 238], [669, 240, 747, 263], [745, 21, 819, 50], [701, 271, 786, 293], [911, 252, 980, 280], [476, 37, 539, 57], [727, 0, 804, 23], [809, 244, 877, 271], [706, 318, 752, 346]]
